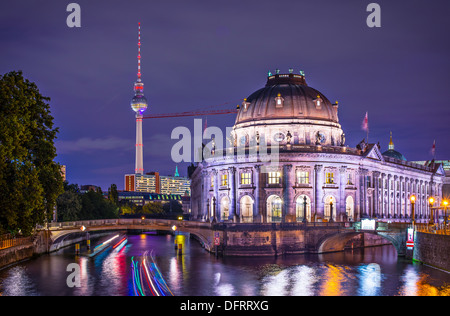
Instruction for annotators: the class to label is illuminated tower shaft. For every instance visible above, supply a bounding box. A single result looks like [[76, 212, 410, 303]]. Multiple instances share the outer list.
[[135, 114, 144, 174], [130, 22, 148, 175]]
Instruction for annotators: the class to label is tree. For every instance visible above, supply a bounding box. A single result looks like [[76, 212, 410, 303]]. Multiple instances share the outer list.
[[163, 200, 183, 214], [108, 184, 119, 206], [79, 190, 118, 220], [0, 71, 63, 235], [56, 190, 82, 222], [142, 202, 164, 215]]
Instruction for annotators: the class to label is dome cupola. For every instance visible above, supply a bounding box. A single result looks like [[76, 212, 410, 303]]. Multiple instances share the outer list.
[[233, 70, 344, 147], [382, 132, 407, 161]]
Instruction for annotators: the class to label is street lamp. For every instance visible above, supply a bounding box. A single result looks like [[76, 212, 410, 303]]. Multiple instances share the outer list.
[[410, 195, 416, 225], [329, 197, 334, 222], [428, 196, 435, 225], [442, 200, 449, 228]]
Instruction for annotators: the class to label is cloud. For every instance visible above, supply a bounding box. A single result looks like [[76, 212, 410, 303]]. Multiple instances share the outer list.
[[56, 137, 133, 154]]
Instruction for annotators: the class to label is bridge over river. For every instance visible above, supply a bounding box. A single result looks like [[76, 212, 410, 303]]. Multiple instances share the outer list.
[[47, 219, 412, 257]]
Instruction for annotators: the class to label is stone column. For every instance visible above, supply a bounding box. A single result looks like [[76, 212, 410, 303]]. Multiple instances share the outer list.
[[423, 181, 428, 220], [393, 175, 398, 218], [405, 177, 410, 219], [212, 169, 218, 222], [418, 180, 423, 220], [228, 167, 236, 221], [399, 176, 404, 219], [387, 174, 392, 218], [314, 165, 323, 222], [283, 164, 294, 222], [339, 166, 347, 222], [373, 171, 380, 218], [254, 165, 262, 223], [381, 173, 386, 218], [201, 169, 209, 221], [359, 168, 368, 218]]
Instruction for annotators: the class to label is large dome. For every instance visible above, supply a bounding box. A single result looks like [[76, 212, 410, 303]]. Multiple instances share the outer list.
[[232, 72, 343, 147], [235, 73, 339, 126]]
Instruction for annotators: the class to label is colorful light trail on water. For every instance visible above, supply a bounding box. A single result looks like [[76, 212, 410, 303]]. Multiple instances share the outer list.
[[131, 251, 173, 296]]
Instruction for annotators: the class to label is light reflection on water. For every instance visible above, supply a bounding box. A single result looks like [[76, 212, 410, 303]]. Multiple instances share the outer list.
[[0, 233, 449, 296]]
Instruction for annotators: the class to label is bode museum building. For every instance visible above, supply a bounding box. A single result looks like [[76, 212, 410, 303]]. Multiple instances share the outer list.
[[189, 71, 445, 224]]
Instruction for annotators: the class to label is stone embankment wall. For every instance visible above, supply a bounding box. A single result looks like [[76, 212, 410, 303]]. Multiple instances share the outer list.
[[414, 232, 450, 272], [216, 224, 391, 256], [0, 231, 49, 269], [0, 230, 114, 269]]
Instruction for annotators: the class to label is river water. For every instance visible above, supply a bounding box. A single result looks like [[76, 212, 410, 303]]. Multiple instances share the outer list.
[[0, 232, 449, 296]]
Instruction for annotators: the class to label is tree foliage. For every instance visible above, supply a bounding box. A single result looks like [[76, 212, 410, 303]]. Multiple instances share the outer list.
[[56, 182, 119, 221], [0, 71, 63, 235]]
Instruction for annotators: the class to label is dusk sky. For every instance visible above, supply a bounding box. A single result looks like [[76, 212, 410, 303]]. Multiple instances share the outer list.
[[1, 0, 449, 191]]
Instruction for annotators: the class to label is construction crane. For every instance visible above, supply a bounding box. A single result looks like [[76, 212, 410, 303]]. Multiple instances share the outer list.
[[142, 108, 239, 119], [141, 100, 242, 119]]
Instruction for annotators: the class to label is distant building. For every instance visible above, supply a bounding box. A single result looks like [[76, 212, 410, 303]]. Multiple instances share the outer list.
[[125, 172, 160, 193], [160, 175, 191, 195], [80, 184, 102, 194], [125, 167, 191, 196], [118, 191, 190, 214]]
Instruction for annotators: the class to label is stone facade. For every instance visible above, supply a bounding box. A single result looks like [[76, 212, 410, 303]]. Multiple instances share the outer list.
[[189, 72, 446, 224]]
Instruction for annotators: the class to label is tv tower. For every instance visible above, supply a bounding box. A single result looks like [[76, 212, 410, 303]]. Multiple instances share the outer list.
[[130, 22, 148, 175]]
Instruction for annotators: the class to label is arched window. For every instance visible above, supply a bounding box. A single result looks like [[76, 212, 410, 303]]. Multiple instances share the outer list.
[[267, 195, 282, 223], [346, 196, 354, 221], [296, 195, 311, 222], [324, 195, 336, 222], [240, 195, 254, 223], [220, 196, 230, 221]]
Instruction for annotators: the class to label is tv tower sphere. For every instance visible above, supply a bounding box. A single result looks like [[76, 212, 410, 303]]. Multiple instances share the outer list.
[[131, 82, 148, 114]]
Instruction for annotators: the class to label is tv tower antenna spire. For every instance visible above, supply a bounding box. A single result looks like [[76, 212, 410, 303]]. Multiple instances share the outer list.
[[130, 22, 148, 175], [137, 22, 142, 81]]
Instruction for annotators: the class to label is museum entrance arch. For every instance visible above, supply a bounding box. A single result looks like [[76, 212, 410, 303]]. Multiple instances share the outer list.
[[240, 195, 254, 223], [267, 195, 282, 223], [295, 195, 311, 222]]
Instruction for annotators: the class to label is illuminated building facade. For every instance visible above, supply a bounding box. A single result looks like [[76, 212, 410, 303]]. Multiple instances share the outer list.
[[160, 176, 191, 196], [190, 71, 446, 223], [118, 191, 184, 206], [125, 172, 160, 193], [125, 169, 191, 196]]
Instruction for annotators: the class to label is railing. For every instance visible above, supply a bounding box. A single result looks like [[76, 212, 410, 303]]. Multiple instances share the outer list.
[[0, 234, 33, 251], [44, 218, 213, 231], [415, 223, 450, 235]]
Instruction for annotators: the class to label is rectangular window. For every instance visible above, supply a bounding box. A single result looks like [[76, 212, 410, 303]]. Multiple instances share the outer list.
[[221, 174, 228, 186], [240, 172, 251, 185], [268, 172, 281, 184], [210, 176, 214, 188], [297, 171, 309, 184], [347, 173, 353, 185], [325, 172, 334, 184]]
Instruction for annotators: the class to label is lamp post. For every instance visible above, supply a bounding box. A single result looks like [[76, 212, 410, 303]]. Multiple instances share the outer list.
[[302, 196, 307, 223], [410, 195, 416, 226], [329, 197, 334, 223], [428, 196, 435, 225], [442, 200, 449, 230]]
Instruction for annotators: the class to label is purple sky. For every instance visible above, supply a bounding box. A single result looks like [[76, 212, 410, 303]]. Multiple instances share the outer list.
[[1, 0, 450, 191]]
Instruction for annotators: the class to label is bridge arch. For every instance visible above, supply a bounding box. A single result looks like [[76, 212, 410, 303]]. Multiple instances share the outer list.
[[317, 231, 403, 255], [46, 219, 216, 253]]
